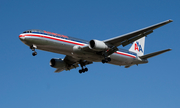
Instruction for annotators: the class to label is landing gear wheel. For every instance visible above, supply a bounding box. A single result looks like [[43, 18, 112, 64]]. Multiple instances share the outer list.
[[102, 60, 106, 64], [79, 70, 82, 74], [30, 45, 36, 51], [102, 57, 111, 64], [30, 45, 37, 56], [79, 68, 88, 73], [32, 52, 37, 56], [79, 60, 89, 74], [107, 57, 111, 62], [82, 69, 86, 73], [85, 68, 88, 72]]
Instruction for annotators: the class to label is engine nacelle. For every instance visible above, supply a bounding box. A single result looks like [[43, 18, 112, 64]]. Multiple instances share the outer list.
[[50, 58, 67, 68], [89, 40, 109, 51]]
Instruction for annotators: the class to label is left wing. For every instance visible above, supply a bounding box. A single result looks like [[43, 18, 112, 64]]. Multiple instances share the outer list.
[[103, 20, 173, 47], [54, 55, 93, 73]]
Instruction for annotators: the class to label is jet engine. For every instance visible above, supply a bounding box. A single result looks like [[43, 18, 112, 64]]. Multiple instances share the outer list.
[[50, 58, 67, 68], [89, 39, 109, 51]]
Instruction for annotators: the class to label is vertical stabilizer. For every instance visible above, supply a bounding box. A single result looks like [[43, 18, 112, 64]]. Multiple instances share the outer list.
[[129, 37, 145, 56]]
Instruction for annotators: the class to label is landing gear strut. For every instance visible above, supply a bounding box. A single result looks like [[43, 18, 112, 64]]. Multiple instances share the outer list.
[[100, 46, 118, 64], [101, 51, 112, 64], [30, 45, 37, 56], [79, 60, 88, 74]]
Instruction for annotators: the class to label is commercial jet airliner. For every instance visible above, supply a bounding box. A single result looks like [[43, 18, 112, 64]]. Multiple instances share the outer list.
[[19, 20, 172, 73]]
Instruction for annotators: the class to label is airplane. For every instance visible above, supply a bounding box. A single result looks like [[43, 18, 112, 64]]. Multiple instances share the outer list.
[[19, 20, 172, 73]]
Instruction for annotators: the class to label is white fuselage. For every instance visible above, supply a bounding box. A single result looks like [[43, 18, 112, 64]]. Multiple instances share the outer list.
[[19, 32, 147, 67]]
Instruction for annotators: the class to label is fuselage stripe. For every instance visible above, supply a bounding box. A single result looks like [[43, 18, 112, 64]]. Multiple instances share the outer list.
[[116, 52, 136, 58], [22, 34, 85, 46]]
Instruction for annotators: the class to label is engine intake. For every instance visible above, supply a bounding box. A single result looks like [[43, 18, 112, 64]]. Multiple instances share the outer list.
[[89, 40, 109, 51], [50, 58, 66, 68]]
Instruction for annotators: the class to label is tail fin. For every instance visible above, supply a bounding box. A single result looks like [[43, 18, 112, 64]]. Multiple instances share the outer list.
[[129, 37, 145, 56]]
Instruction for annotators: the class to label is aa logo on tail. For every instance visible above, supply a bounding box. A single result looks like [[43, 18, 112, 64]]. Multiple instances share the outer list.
[[134, 42, 143, 52]]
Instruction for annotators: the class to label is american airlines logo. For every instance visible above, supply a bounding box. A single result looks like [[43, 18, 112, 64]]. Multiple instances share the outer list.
[[134, 42, 143, 52]]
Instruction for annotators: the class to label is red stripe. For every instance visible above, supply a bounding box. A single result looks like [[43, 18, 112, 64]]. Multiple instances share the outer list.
[[23, 34, 85, 46], [116, 52, 136, 58], [19, 35, 25, 37]]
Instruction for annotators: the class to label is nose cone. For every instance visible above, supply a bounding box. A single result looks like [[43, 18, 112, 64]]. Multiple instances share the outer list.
[[19, 34, 25, 41]]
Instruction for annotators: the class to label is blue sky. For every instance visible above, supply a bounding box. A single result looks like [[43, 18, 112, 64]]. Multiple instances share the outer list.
[[0, 0, 180, 108]]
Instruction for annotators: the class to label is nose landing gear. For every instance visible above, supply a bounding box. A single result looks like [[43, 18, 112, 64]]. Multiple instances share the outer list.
[[32, 52, 37, 56], [30, 45, 37, 56]]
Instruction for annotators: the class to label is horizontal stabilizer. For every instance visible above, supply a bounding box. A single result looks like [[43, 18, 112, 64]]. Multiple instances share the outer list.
[[139, 49, 171, 59]]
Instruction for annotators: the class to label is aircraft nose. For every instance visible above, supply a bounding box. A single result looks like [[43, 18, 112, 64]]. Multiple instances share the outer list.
[[19, 34, 25, 41]]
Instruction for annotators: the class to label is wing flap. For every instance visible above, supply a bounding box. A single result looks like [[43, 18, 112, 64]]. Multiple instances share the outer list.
[[55, 68, 65, 73], [139, 49, 171, 59], [121, 30, 153, 47], [54, 55, 93, 73]]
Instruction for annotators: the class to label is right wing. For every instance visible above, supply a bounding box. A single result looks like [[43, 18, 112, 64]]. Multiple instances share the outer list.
[[103, 20, 173, 47]]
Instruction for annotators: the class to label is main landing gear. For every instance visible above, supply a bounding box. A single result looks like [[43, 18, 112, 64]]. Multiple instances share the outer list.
[[102, 57, 111, 64], [79, 60, 88, 74], [30, 45, 37, 56], [79, 67, 88, 74], [101, 51, 112, 64]]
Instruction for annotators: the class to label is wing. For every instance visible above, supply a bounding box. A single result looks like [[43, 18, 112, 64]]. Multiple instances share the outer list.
[[103, 20, 173, 47], [54, 55, 93, 73]]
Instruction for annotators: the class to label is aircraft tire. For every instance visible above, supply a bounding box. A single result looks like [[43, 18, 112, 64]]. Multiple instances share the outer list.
[[102, 60, 106, 64], [79, 70, 82, 74], [85, 68, 88, 72], [82, 69, 86, 73], [32, 52, 37, 56], [107, 57, 111, 62]]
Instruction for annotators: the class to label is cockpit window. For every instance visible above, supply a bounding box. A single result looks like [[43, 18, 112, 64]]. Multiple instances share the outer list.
[[23, 30, 32, 33]]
